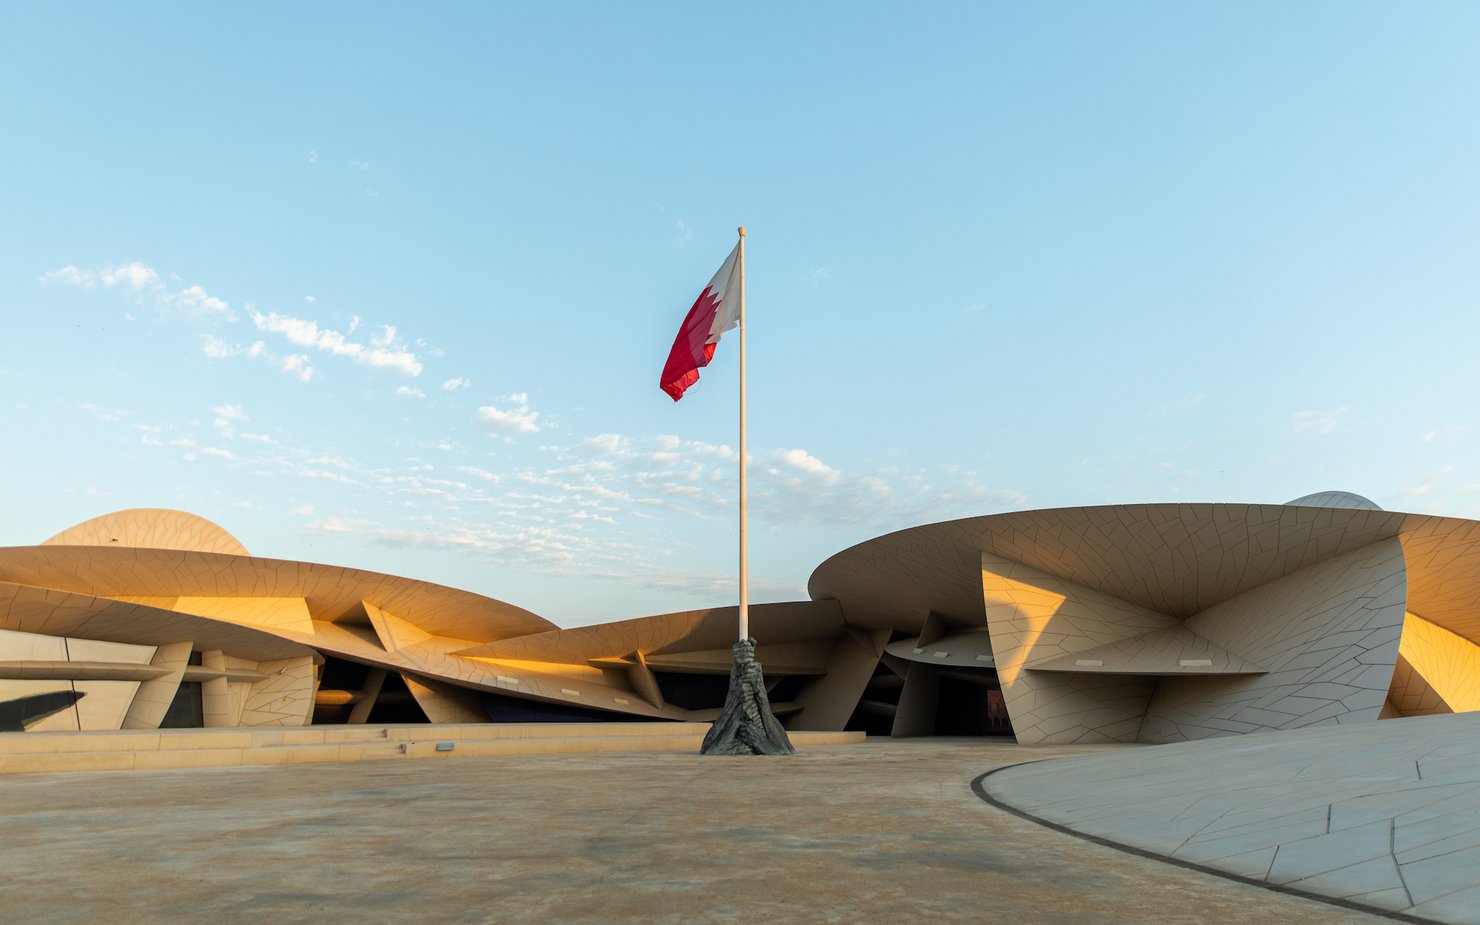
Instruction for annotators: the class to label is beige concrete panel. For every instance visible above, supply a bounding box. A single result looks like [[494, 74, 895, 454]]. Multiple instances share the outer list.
[[200, 650, 236, 728], [1395, 610, 1480, 712], [123, 640, 193, 729], [64, 637, 155, 665], [363, 601, 436, 650], [891, 663, 940, 737], [917, 612, 948, 647], [1025, 624, 1264, 676], [624, 651, 664, 709], [1386, 654, 1451, 717], [1398, 517, 1480, 644], [169, 597, 313, 635], [641, 640, 833, 675], [1010, 672, 1157, 743], [0, 579, 313, 660], [455, 600, 844, 663], [41, 508, 250, 556], [812, 504, 1412, 630], [884, 628, 995, 668], [808, 525, 993, 632], [0, 545, 553, 643], [0, 679, 80, 730], [0, 661, 171, 681], [0, 628, 67, 660], [981, 553, 1174, 688], [459, 655, 687, 719], [346, 669, 387, 724], [982, 552, 1172, 744], [72, 680, 141, 730], [239, 656, 316, 726], [1140, 538, 1407, 743], [400, 674, 485, 723], [789, 628, 888, 731], [315, 606, 688, 722]]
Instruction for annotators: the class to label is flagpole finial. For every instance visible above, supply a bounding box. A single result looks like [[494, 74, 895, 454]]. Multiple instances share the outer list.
[[738, 226, 746, 237]]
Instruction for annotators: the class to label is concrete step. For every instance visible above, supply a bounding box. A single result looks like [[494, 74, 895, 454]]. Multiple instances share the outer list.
[[0, 724, 863, 773], [0, 721, 714, 755]]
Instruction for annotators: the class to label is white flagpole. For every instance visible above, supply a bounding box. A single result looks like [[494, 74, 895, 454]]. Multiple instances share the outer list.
[[737, 225, 748, 643]]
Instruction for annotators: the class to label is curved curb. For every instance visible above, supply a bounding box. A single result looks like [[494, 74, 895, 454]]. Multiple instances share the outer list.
[[971, 762, 1438, 925]]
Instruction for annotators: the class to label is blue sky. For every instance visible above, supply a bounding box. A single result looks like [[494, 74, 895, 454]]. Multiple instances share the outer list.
[[3, 3, 1479, 626]]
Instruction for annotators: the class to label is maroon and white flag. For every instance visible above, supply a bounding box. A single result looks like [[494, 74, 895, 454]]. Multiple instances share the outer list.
[[660, 242, 741, 401]]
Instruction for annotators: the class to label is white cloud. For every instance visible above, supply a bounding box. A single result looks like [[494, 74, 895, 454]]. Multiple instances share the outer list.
[[40, 266, 95, 288], [1286, 406, 1350, 436], [206, 335, 314, 382], [454, 465, 502, 483], [212, 404, 246, 437], [582, 433, 630, 454], [294, 504, 315, 516], [442, 377, 470, 391], [304, 295, 317, 303], [1406, 467, 1452, 497], [477, 393, 541, 435], [250, 310, 422, 377], [778, 448, 839, 481], [201, 335, 237, 358], [100, 262, 160, 290], [299, 469, 357, 485], [201, 446, 235, 460], [396, 386, 426, 398], [278, 353, 314, 382], [169, 284, 233, 319]]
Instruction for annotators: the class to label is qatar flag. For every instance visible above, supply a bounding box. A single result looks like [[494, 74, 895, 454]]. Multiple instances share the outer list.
[[660, 242, 741, 401]]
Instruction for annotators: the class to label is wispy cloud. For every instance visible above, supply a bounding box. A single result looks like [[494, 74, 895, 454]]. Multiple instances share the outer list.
[[1148, 393, 1205, 417], [168, 284, 234, 320], [477, 393, 542, 435], [100, 262, 159, 290], [250, 310, 422, 377], [1286, 406, 1350, 436], [202, 335, 315, 382], [39, 266, 96, 288], [442, 377, 470, 391], [42, 262, 233, 319], [396, 386, 426, 398], [212, 404, 246, 437]]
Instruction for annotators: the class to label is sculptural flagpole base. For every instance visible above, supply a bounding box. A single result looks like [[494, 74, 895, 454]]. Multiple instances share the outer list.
[[699, 637, 795, 756]]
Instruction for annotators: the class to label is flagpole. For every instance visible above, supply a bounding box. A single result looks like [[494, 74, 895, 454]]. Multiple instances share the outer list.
[[737, 226, 748, 643]]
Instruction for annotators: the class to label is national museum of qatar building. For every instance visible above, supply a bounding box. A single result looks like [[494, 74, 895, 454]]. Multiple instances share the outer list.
[[2, 491, 1478, 743]]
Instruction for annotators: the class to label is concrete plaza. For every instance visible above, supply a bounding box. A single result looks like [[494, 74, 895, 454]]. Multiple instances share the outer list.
[[0, 739, 1386, 925]]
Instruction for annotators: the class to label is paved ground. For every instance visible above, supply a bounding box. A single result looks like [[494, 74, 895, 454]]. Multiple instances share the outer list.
[[0, 738, 1389, 925], [985, 713, 1480, 925]]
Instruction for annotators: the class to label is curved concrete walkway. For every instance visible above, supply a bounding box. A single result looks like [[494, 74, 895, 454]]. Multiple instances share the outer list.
[[0, 739, 1385, 924], [981, 713, 1480, 925]]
